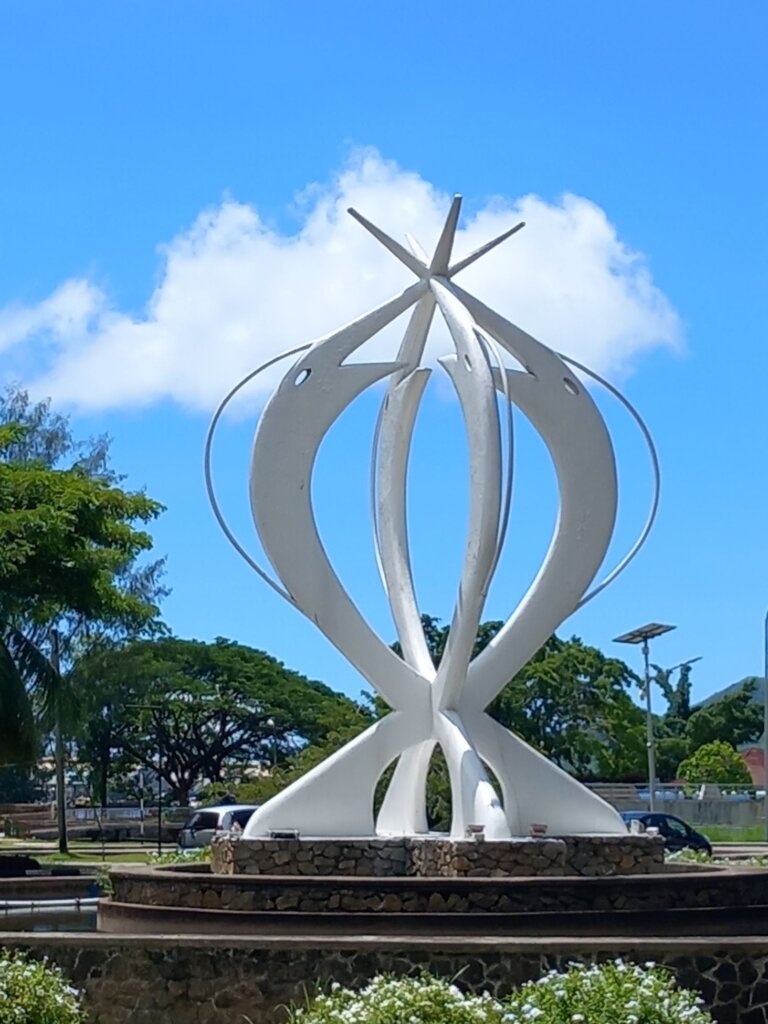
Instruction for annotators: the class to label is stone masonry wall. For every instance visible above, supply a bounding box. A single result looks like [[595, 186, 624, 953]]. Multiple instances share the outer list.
[[1, 934, 767, 1024], [212, 834, 663, 877], [110, 862, 758, 917]]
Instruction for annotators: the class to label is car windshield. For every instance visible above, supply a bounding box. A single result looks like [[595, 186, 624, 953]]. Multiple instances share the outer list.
[[185, 811, 219, 831], [659, 816, 688, 836], [229, 808, 257, 829]]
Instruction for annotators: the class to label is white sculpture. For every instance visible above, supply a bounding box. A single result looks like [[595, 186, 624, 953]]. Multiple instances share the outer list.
[[206, 196, 659, 839]]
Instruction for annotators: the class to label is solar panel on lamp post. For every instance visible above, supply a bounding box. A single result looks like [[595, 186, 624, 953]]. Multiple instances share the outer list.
[[613, 622, 676, 812]]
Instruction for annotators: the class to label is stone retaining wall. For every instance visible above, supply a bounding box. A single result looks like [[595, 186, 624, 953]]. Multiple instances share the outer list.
[[0, 934, 766, 1024], [213, 834, 663, 877], [110, 862, 755, 917]]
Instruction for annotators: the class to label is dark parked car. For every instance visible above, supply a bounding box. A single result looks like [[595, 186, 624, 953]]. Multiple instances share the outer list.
[[620, 811, 712, 856]]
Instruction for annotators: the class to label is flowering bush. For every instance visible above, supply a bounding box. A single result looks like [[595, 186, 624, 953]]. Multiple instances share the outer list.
[[149, 845, 212, 866], [287, 962, 712, 1024], [288, 974, 505, 1024], [666, 848, 768, 867], [0, 950, 85, 1024], [665, 849, 713, 865], [504, 961, 711, 1024]]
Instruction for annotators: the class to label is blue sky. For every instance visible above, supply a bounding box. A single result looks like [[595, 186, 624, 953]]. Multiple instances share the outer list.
[[1, 2, 766, 709]]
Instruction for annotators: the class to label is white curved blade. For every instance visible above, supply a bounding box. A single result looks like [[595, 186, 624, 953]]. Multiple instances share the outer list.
[[444, 281, 617, 712], [431, 279, 502, 712], [462, 708, 626, 834], [373, 293, 437, 675], [435, 709, 510, 838], [376, 739, 435, 835], [244, 710, 432, 838], [374, 368, 434, 676], [250, 283, 432, 713]]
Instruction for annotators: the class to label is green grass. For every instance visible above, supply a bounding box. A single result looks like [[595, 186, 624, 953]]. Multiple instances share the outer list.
[[0, 836, 166, 864], [35, 851, 152, 865], [701, 824, 768, 843]]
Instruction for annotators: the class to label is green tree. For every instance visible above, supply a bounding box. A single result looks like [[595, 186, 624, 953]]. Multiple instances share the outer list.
[[655, 736, 691, 783], [488, 633, 645, 779], [391, 615, 503, 668], [677, 740, 751, 786], [73, 637, 371, 805], [653, 661, 697, 781], [654, 661, 694, 736], [684, 679, 763, 751], [0, 763, 48, 803], [0, 419, 165, 764]]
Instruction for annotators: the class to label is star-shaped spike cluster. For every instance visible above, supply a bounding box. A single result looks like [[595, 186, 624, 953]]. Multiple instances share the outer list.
[[347, 194, 525, 280]]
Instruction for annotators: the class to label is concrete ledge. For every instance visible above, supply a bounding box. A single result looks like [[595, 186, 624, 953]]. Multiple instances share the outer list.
[[97, 898, 768, 938], [0, 875, 97, 901]]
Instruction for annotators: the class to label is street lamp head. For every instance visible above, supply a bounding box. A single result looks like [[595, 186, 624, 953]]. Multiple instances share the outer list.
[[673, 655, 702, 671], [613, 622, 676, 645]]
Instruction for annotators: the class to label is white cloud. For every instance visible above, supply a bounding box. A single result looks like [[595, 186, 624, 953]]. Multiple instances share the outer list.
[[1, 149, 681, 411]]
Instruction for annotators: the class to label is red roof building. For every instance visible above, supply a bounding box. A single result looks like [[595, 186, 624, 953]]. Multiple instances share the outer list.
[[741, 746, 765, 787]]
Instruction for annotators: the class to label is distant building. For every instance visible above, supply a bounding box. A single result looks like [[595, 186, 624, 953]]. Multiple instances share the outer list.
[[741, 747, 765, 787]]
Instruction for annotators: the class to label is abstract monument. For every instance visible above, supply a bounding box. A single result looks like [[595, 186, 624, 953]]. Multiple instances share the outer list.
[[206, 196, 659, 840]]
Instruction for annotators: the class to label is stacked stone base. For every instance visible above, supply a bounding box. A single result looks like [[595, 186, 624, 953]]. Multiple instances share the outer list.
[[7, 934, 768, 1024], [212, 834, 663, 878]]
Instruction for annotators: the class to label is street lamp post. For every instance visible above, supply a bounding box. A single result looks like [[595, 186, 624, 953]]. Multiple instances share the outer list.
[[50, 628, 68, 856], [614, 622, 676, 812], [126, 703, 164, 856]]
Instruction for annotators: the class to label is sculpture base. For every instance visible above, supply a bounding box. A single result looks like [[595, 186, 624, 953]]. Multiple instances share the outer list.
[[213, 834, 663, 878]]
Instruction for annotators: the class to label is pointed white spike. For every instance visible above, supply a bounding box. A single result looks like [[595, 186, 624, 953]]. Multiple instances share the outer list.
[[430, 195, 462, 274], [347, 208, 428, 278], [405, 233, 429, 263], [448, 221, 525, 278]]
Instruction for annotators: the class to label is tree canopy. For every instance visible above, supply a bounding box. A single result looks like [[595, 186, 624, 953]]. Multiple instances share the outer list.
[[488, 633, 646, 779], [0, 423, 163, 628], [677, 740, 752, 786], [0, 388, 166, 765], [685, 679, 762, 751], [73, 636, 371, 805]]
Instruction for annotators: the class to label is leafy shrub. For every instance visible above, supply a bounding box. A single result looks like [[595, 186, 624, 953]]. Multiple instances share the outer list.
[[0, 950, 85, 1023], [288, 974, 505, 1024], [504, 961, 710, 1024], [665, 848, 713, 865], [149, 845, 212, 866], [94, 864, 113, 895], [677, 741, 751, 786], [666, 847, 768, 868], [287, 963, 712, 1024]]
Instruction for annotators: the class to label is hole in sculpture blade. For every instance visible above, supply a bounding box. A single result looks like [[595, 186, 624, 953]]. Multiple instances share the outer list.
[[463, 354, 472, 371], [563, 377, 579, 396], [295, 368, 312, 386]]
